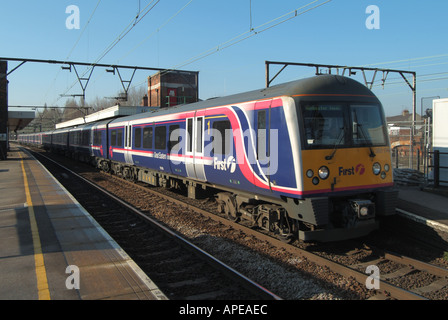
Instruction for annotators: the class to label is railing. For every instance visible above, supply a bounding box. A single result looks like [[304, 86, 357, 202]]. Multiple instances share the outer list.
[[427, 150, 448, 187], [165, 96, 193, 107], [392, 146, 424, 171], [388, 119, 429, 170]]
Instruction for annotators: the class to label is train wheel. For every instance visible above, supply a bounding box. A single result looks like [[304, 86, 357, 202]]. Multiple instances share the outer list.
[[226, 202, 240, 222], [217, 193, 240, 222], [277, 218, 299, 243], [217, 200, 226, 214], [101, 161, 110, 173], [123, 167, 134, 182]]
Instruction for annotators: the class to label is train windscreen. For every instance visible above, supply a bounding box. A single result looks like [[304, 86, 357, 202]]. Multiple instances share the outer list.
[[299, 103, 387, 149]]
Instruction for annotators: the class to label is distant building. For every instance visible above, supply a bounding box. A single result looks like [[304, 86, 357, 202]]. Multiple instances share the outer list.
[[387, 109, 424, 155], [146, 70, 199, 108]]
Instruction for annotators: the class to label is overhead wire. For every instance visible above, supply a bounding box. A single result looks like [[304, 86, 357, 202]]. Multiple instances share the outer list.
[[65, 0, 102, 61], [44, 0, 102, 103], [290, 54, 448, 94], [91, 0, 160, 66], [57, 0, 160, 103], [129, 0, 332, 90], [57, 0, 342, 105], [86, 0, 195, 97], [170, 0, 332, 70], [111, 0, 194, 66], [361, 54, 448, 90], [361, 54, 448, 69], [367, 61, 448, 89]]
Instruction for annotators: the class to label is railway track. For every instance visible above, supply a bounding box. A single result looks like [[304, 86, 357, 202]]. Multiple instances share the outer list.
[[100, 174, 448, 300], [29, 148, 280, 300], [348, 246, 448, 299], [26, 147, 448, 300]]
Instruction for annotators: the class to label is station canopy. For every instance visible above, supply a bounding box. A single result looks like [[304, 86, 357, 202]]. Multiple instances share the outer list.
[[8, 110, 35, 132]]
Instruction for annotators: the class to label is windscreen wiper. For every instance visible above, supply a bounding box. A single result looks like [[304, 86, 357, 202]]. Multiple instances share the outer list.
[[356, 122, 376, 158], [352, 110, 376, 158], [325, 127, 345, 160]]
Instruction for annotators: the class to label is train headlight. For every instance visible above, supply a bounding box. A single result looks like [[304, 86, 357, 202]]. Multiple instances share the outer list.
[[306, 169, 314, 178], [360, 206, 369, 216], [350, 200, 375, 219], [384, 164, 390, 172], [372, 163, 381, 175], [318, 166, 329, 180]]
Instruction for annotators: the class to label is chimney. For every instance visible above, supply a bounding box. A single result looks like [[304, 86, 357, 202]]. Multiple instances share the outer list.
[[402, 109, 410, 117], [141, 95, 148, 106]]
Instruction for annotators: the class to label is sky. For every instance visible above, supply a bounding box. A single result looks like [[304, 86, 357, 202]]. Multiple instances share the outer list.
[[1, 0, 448, 117]]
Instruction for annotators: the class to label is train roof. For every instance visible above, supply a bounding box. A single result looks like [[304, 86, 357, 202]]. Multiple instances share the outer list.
[[109, 75, 378, 125]]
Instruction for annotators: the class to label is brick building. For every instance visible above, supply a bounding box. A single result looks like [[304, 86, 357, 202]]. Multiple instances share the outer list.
[[146, 70, 199, 108]]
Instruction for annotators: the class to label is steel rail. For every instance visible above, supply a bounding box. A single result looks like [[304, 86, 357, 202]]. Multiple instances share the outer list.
[[112, 176, 428, 300], [31, 149, 282, 301]]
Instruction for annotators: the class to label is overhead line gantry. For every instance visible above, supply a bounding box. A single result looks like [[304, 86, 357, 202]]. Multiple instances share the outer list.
[[0, 57, 172, 105]]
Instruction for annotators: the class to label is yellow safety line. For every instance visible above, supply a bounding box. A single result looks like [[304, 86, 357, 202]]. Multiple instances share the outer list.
[[20, 154, 51, 300]]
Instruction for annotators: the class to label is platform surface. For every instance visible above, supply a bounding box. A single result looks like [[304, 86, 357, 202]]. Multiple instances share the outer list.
[[397, 185, 448, 232], [0, 146, 167, 300]]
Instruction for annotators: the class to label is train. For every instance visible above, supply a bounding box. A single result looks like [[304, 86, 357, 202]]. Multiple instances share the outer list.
[[18, 75, 398, 242]]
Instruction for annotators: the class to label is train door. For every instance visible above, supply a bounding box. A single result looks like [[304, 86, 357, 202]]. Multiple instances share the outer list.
[[168, 123, 182, 175], [90, 125, 95, 158], [124, 123, 134, 165], [254, 100, 273, 190], [185, 113, 206, 181]]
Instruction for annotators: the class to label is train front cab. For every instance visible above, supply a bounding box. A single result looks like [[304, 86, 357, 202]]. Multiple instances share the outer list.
[[291, 95, 398, 242]]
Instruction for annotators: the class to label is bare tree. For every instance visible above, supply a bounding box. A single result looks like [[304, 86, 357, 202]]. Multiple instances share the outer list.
[[121, 85, 147, 106], [87, 96, 115, 112]]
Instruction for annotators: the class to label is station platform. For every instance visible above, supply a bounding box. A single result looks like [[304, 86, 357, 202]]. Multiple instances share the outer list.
[[397, 185, 448, 233], [0, 146, 167, 300]]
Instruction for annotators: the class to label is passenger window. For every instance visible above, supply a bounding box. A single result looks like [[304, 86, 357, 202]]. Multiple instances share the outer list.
[[111, 130, 117, 146], [94, 130, 102, 145], [82, 131, 89, 146], [187, 118, 193, 153], [155, 126, 167, 150], [117, 130, 123, 147], [143, 126, 153, 149], [169, 125, 180, 153], [135, 127, 142, 148], [196, 117, 203, 153], [212, 120, 231, 155]]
